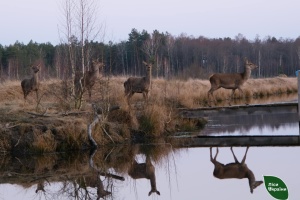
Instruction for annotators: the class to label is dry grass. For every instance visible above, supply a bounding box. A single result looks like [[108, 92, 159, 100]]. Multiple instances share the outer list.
[[152, 77, 297, 108], [0, 76, 297, 153], [0, 76, 296, 111]]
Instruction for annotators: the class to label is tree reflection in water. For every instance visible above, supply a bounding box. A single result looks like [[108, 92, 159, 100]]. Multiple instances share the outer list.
[[0, 143, 173, 199]]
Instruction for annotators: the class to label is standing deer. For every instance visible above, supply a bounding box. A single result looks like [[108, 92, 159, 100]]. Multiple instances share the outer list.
[[210, 147, 263, 193], [207, 58, 258, 106], [21, 65, 40, 100], [128, 155, 160, 196], [74, 59, 105, 99], [84, 59, 105, 99], [124, 61, 152, 103]]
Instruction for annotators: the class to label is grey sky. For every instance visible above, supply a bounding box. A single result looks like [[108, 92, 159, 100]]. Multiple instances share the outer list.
[[1, 0, 299, 46]]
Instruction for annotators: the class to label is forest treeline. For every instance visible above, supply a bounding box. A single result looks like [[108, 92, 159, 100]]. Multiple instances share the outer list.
[[1, 28, 300, 81]]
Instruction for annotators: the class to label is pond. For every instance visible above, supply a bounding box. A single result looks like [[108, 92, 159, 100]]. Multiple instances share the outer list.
[[0, 145, 299, 200], [0, 95, 299, 200]]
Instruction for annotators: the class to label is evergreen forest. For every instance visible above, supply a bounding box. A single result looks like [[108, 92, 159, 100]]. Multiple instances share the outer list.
[[1, 29, 300, 81]]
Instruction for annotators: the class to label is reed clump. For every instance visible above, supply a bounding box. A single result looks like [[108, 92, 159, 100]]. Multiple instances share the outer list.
[[32, 129, 57, 153], [55, 119, 88, 151], [138, 104, 169, 137]]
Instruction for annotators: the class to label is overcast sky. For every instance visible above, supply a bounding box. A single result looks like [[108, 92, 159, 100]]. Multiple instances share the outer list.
[[1, 0, 299, 46]]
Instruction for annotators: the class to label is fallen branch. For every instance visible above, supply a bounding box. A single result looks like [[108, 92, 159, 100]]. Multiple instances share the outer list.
[[60, 111, 89, 116], [89, 148, 125, 181], [87, 105, 120, 148], [26, 112, 50, 118], [87, 115, 100, 148]]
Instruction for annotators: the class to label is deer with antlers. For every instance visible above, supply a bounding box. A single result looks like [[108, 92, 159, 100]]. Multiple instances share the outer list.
[[124, 61, 152, 104], [21, 65, 40, 100], [207, 58, 258, 106], [210, 147, 263, 193]]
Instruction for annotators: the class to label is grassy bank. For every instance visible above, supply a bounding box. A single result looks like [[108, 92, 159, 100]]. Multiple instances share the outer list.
[[0, 76, 297, 154]]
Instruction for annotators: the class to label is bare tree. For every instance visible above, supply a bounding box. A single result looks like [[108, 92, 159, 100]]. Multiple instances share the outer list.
[[76, 0, 102, 72], [59, 0, 104, 109], [142, 31, 162, 78]]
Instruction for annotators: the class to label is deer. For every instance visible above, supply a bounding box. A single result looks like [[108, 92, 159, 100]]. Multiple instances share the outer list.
[[74, 59, 105, 99], [21, 65, 40, 100], [210, 147, 263, 194], [84, 59, 105, 99], [77, 173, 112, 200], [124, 61, 152, 104], [128, 155, 160, 196], [207, 58, 258, 106], [35, 181, 46, 193]]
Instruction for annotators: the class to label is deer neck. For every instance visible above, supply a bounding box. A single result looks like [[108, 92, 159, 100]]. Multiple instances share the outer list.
[[246, 168, 256, 189], [146, 66, 151, 83], [242, 66, 252, 81], [33, 72, 39, 84], [149, 172, 157, 189], [91, 67, 99, 77]]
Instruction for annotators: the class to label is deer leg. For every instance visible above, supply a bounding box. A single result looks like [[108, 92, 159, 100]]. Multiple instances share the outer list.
[[229, 89, 236, 106], [241, 146, 249, 164], [238, 87, 246, 105], [143, 92, 147, 101], [210, 147, 213, 161], [210, 147, 224, 179], [24, 92, 28, 100], [230, 147, 240, 163], [127, 92, 134, 104], [210, 147, 219, 162], [207, 88, 217, 106], [207, 91, 212, 106]]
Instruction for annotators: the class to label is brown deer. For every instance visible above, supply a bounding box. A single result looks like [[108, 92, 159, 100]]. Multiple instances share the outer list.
[[84, 59, 105, 99], [210, 147, 263, 193], [207, 58, 258, 106], [35, 181, 45, 193], [74, 59, 105, 99], [78, 174, 112, 199], [21, 65, 40, 100], [128, 155, 160, 196], [124, 61, 152, 103]]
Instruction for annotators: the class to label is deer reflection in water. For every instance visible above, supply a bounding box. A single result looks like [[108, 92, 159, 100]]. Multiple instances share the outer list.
[[210, 147, 263, 193], [76, 173, 112, 199], [128, 155, 160, 196], [35, 180, 46, 193]]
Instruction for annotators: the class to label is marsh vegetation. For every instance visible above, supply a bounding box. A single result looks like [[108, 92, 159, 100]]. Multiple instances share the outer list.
[[0, 76, 297, 154]]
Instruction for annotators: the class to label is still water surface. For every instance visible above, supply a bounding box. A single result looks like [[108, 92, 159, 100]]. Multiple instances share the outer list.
[[0, 96, 299, 200], [1, 146, 299, 200]]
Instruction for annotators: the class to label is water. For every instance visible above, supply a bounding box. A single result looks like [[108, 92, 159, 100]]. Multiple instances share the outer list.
[[0, 95, 299, 200], [201, 103, 298, 136], [0, 146, 299, 200]]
